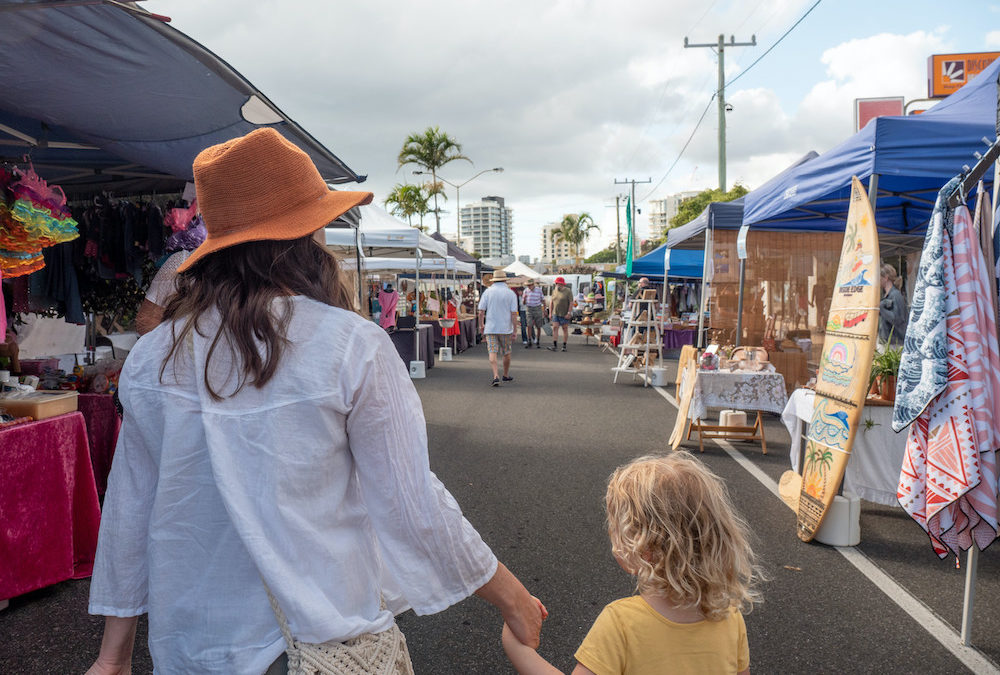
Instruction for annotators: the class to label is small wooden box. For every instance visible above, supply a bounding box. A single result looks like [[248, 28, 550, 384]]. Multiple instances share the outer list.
[[0, 391, 79, 420]]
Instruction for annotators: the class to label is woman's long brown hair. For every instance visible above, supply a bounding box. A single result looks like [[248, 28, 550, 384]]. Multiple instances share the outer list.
[[159, 236, 354, 400]]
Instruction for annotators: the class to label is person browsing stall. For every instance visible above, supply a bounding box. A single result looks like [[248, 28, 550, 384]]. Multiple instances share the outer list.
[[86, 129, 543, 674], [878, 263, 907, 347], [502, 452, 760, 675], [478, 269, 519, 387], [547, 277, 573, 351]]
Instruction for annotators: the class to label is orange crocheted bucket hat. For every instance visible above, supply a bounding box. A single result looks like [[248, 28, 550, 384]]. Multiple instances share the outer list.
[[178, 128, 372, 272]]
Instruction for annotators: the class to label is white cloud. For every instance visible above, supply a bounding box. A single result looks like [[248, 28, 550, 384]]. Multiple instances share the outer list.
[[144, 1, 966, 259], [986, 30, 1000, 48]]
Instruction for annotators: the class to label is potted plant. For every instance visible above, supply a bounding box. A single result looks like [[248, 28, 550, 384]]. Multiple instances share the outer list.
[[869, 345, 902, 402]]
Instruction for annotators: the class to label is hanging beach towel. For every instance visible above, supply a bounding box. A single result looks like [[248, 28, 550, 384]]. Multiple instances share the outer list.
[[895, 177, 1000, 558]]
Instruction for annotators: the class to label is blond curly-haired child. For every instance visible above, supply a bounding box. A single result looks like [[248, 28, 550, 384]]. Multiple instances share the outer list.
[[503, 452, 762, 674]]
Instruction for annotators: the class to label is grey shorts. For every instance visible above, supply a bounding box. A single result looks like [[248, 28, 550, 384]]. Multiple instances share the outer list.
[[526, 306, 545, 327]]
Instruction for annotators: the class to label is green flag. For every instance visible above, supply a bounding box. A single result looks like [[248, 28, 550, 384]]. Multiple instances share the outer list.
[[625, 195, 634, 277]]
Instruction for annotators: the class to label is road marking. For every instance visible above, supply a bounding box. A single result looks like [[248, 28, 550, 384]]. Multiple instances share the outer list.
[[648, 379, 1000, 674]]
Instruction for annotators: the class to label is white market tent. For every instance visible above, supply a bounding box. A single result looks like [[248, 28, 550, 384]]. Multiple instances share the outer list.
[[326, 205, 449, 373], [343, 256, 476, 276], [325, 204, 447, 258], [503, 260, 543, 279]]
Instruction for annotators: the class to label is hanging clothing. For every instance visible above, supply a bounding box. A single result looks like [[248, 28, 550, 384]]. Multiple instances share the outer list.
[[895, 177, 1000, 558], [378, 290, 398, 330], [442, 300, 460, 337]]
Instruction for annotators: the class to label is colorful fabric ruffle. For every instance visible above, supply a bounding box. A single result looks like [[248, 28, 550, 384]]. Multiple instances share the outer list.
[[0, 166, 79, 277]]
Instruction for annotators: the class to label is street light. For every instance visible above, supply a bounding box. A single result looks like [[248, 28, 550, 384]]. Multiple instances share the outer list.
[[414, 167, 503, 240]]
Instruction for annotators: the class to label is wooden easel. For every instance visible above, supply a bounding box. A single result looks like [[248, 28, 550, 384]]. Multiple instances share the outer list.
[[684, 411, 768, 455]]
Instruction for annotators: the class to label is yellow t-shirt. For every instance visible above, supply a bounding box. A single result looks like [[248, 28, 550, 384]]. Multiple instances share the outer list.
[[574, 596, 749, 675]]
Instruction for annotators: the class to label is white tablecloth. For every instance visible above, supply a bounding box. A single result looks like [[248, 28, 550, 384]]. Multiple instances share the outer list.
[[688, 370, 788, 422], [781, 388, 907, 507]]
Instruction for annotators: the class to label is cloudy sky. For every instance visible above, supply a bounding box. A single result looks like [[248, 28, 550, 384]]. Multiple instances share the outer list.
[[149, 0, 1000, 259]]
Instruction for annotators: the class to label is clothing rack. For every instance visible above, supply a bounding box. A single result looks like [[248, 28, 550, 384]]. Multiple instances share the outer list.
[[947, 137, 1000, 208]]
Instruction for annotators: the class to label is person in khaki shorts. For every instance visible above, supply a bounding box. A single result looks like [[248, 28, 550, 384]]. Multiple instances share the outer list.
[[478, 270, 519, 386]]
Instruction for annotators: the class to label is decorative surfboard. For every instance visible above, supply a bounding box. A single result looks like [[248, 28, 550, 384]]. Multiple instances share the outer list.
[[787, 176, 880, 541]]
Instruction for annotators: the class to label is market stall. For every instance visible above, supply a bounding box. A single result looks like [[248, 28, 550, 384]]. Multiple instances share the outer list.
[[0, 412, 101, 605], [0, 0, 367, 608], [782, 388, 905, 506]]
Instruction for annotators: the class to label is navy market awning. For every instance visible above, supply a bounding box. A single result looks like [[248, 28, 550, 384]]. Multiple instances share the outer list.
[[0, 0, 364, 195]]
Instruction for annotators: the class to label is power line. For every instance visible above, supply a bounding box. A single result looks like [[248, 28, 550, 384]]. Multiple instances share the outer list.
[[640, 94, 715, 201], [724, 0, 822, 89], [638, 0, 823, 202]]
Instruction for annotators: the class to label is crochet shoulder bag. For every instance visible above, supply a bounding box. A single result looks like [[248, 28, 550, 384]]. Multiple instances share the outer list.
[[263, 584, 414, 675]]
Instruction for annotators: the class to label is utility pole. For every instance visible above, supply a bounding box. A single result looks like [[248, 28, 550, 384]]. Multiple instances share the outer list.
[[614, 178, 651, 260], [684, 34, 756, 191]]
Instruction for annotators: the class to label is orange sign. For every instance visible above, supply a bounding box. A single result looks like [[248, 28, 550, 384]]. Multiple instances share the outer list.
[[928, 52, 1000, 98]]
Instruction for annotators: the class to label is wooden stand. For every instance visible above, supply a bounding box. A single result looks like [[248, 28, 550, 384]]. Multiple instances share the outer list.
[[612, 298, 661, 386], [685, 411, 768, 454]]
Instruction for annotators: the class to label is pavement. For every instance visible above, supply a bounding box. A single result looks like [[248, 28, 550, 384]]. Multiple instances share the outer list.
[[2, 332, 998, 673]]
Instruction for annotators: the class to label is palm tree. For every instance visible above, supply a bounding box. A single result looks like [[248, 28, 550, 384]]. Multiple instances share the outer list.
[[397, 126, 470, 234], [555, 212, 600, 265], [384, 184, 427, 229]]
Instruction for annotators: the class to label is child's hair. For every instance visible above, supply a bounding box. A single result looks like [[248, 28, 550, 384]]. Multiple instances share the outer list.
[[605, 452, 762, 621]]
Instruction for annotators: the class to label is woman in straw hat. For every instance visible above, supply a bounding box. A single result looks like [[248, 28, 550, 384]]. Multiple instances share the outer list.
[[86, 129, 543, 674]]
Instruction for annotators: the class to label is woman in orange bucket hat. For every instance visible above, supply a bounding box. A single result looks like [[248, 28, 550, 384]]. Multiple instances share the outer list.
[[86, 128, 543, 674]]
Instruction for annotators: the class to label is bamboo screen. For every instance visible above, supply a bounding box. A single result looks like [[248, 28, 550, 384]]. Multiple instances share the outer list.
[[707, 229, 843, 363]]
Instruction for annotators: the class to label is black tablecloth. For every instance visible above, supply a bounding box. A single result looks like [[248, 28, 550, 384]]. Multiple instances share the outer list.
[[389, 325, 434, 370], [432, 317, 477, 353]]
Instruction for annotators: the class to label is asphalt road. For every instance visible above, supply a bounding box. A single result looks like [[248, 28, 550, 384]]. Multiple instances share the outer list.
[[2, 333, 998, 673]]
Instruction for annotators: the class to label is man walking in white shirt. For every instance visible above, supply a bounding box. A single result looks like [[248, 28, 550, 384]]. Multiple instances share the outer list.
[[478, 270, 519, 386]]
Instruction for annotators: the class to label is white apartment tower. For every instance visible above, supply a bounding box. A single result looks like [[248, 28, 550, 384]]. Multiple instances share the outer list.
[[460, 196, 513, 259], [540, 223, 575, 263], [648, 191, 700, 238]]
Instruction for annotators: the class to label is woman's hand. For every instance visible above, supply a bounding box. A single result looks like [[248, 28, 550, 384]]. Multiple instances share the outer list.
[[475, 562, 544, 648]]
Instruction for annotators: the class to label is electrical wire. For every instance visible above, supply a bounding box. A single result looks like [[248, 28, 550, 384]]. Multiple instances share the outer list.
[[724, 0, 822, 90], [637, 0, 823, 202], [639, 93, 716, 201]]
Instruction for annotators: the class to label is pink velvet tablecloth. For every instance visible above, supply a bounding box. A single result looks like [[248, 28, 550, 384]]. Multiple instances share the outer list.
[[78, 393, 121, 497], [0, 412, 102, 600]]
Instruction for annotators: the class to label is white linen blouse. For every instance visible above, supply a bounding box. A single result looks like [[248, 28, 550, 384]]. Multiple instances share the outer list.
[[88, 296, 498, 674]]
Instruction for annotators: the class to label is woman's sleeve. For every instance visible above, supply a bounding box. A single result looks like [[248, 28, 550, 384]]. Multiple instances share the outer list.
[[88, 380, 158, 617], [345, 327, 498, 615]]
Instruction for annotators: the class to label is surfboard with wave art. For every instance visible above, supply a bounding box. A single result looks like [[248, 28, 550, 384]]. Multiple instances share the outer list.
[[778, 176, 880, 542]]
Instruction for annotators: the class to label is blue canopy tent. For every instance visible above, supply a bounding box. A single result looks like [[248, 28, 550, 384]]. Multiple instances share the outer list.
[[615, 246, 704, 279], [742, 57, 1000, 239], [0, 1, 364, 194]]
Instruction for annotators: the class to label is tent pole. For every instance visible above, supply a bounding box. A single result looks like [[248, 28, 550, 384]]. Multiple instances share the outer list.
[[868, 173, 879, 210], [354, 226, 364, 314], [735, 259, 746, 347], [414, 252, 421, 365], [697, 227, 712, 348], [961, 546, 979, 646]]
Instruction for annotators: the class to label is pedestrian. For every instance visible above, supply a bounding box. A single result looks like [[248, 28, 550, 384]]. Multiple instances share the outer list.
[[879, 262, 907, 347], [547, 276, 573, 351], [522, 278, 546, 348], [478, 269, 519, 386], [515, 285, 529, 346], [85, 129, 543, 674], [502, 451, 761, 675]]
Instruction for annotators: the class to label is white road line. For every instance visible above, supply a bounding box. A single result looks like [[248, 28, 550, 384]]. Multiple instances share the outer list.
[[648, 380, 999, 674]]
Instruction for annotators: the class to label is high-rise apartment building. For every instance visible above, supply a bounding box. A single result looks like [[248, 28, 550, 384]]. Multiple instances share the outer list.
[[648, 191, 700, 238], [540, 222, 576, 263], [459, 196, 512, 259]]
